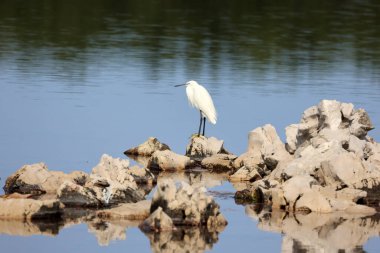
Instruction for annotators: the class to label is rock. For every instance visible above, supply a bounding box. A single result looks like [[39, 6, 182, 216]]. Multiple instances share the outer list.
[[229, 166, 262, 182], [57, 181, 101, 207], [248, 124, 292, 170], [320, 151, 380, 189], [186, 136, 230, 158], [139, 207, 175, 232], [0, 197, 63, 220], [148, 150, 192, 171], [3, 163, 88, 195], [127, 166, 156, 185], [341, 102, 354, 118], [150, 179, 227, 228], [318, 100, 342, 130], [296, 105, 319, 147], [282, 175, 318, 208], [201, 154, 237, 172], [234, 188, 263, 204], [350, 109, 374, 139], [124, 137, 170, 156], [97, 200, 151, 220], [295, 190, 332, 213], [285, 124, 298, 154], [91, 154, 155, 186]]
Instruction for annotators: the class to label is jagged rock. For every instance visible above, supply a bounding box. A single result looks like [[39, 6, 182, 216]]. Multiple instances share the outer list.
[[0, 197, 63, 220], [229, 166, 262, 182], [186, 136, 230, 158], [350, 109, 374, 138], [150, 179, 227, 228], [124, 137, 170, 156], [201, 154, 237, 172], [285, 124, 298, 154], [91, 154, 154, 186], [319, 151, 380, 189], [57, 181, 101, 207], [148, 150, 192, 171], [3, 163, 88, 195], [232, 125, 292, 182], [97, 200, 151, 220], [139, 207, 175, 232]]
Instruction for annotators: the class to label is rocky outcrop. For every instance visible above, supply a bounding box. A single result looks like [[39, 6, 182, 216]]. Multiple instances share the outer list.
[[230, 124, 292, 181], [148, 179, 227, 228], [58, 155, 147, 207], [147, 150, 193, 171], [234, 100, 380, 213], [92, 154, 155, 185], [3, 163, 88, 195], [186, 136, 230, 159], [124, 137, 170, 156]]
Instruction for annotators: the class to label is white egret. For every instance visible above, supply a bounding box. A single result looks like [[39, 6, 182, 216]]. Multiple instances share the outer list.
[[175, 80, 217, 136]]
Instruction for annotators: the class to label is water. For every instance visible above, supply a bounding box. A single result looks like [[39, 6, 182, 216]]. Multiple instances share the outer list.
[[1, 0, 380, 252]]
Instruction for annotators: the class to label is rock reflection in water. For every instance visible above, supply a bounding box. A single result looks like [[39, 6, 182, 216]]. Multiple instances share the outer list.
[[143, 226, 223, 253], [88, 219, 140, 246], [246, 205, 380, 252], [0, 219, 63, 237]]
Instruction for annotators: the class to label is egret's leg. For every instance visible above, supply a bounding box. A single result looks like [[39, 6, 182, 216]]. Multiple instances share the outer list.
[[202, 117, 206, 136], [198, 111, 203, 137]]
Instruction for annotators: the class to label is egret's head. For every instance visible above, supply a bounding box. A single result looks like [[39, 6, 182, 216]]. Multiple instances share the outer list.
[[186, 80, 198, 86], [174, 80, 198, 87]]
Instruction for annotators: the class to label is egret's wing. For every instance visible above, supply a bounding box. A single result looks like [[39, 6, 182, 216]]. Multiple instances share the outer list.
[[195, 85, 217, 124]]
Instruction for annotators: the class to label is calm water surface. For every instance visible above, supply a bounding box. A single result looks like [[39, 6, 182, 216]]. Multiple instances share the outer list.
[[1, 0, 380, 252]]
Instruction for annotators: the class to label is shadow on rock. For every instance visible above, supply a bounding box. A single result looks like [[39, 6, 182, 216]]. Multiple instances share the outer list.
[[246, 205, 380, 252]]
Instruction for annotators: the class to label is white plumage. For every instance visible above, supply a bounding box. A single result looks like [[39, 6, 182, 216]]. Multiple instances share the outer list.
[[175, 80, 217, 136], [185, 80, 217, 124]]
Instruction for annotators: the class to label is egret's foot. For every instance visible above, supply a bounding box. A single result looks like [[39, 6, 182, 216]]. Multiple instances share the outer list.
[[190, 133, 203, 139]]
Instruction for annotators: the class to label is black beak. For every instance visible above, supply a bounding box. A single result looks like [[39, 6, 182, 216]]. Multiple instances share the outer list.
[[174, 84, 186, 87]]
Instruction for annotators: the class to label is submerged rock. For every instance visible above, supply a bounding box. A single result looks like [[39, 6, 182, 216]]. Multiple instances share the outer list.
[[186, 136, 230, 159], [149, 179, 227, 228], [3, 163, 88, 195], [124, 137, 170, 156]]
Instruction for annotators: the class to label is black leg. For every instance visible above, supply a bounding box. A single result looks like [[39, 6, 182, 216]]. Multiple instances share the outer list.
[[198, 111, 202, 137], [202, 117, 206, 136]]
